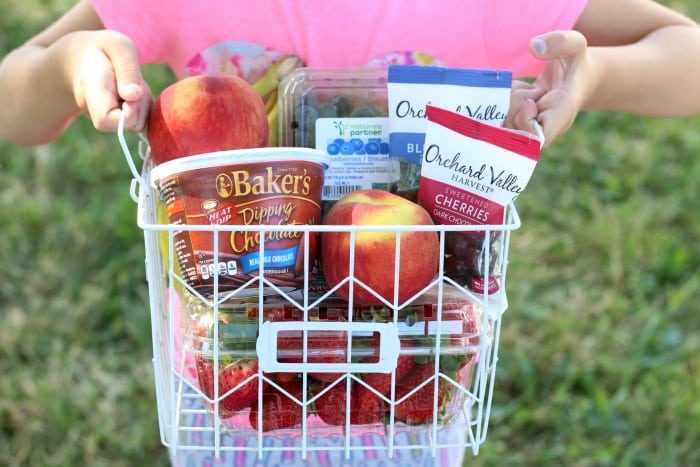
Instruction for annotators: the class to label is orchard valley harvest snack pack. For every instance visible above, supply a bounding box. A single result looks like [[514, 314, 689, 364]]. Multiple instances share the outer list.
[[387, 65, 512, 200], [418, 105, 541, 293], [386, 64, 540, 294]]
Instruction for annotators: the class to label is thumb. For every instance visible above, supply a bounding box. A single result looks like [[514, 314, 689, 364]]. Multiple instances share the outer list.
[[530, 30, 588, 60], [102, 33, 145, 103]]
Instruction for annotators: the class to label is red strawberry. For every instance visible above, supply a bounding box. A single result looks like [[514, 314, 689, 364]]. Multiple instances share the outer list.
[[259, 304, 301, 322], [394, 363, 449, 425], [350, 385, 386, 425], [255, 303, 349, 383], [306, 328, 348, 382], [313, 382, 349, 426], [401, 295, 481, 373], [314, 381, 386, 426], [361, 337, 415, 395], [265, 371, 300, 384], [276, 311, 349, 383], [249, 381, 304, 432], [195, 356, 259, 418]]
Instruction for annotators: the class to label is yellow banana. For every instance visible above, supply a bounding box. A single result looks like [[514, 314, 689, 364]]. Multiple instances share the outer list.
[[267, 97, 280, 147], [156, 197, 184, 295], [156, 198, 170, 267], [249, 55, 302, 147], [264, 89, 278, 114], [251, 55, 304, 101]]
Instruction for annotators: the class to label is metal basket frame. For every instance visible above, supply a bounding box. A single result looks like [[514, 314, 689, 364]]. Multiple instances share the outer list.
[[118, 114, 520, 461]]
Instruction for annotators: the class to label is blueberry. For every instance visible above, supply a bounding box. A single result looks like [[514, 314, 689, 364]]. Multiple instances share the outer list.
[[327, 143, 340, 155], [293, 127, 315, 148], [350, 104, 385, 117], [365, 142, 379, 154], [332, 95, 354, 117], [350, 138, 364, 151], [293, 103, 319, 148], [317, 102, 338, 118]]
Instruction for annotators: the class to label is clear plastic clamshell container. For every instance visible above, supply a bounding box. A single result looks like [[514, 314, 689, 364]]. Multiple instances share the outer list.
[[279, 67, 400, 213], [182, 285, 485, 432]]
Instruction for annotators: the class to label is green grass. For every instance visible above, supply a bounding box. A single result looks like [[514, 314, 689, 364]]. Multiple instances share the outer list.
[[2, 2, 699, 466]]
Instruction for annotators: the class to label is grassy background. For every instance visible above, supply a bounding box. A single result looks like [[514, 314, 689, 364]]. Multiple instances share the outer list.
[[1, 1, 699, 466]]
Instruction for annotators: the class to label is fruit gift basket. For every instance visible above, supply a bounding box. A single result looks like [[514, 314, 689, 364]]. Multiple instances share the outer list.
[[117, 65, 537, 464]]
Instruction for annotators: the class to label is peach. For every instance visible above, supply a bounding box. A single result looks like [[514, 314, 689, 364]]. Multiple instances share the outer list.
[[147, 75, 268, 165], [321, 189, 439, 305]]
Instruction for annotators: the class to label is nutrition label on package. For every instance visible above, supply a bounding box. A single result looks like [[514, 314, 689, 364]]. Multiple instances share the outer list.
[[315, 117, 399, 201]]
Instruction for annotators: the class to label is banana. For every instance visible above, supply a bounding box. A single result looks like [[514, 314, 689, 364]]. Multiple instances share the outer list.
[[266, 97, 280, 147], [250, 55, 303, 147], [264, 89, 278, 114], [251, 55, 304, 102], [156, 197, 185, 295]]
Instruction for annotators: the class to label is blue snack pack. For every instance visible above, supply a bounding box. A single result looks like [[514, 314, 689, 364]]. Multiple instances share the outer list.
[[387, 66, 512, 166]]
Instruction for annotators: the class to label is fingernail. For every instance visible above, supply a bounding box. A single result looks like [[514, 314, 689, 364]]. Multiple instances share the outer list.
[[123, 83, 141, 96], [533, 38, 547, 55]]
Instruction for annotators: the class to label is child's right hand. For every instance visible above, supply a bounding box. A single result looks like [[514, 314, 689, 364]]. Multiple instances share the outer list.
[[67, 30, 152, 134]]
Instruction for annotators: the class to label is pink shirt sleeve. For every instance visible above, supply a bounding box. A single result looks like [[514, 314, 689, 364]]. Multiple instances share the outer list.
[[92, 0, 588, 79]]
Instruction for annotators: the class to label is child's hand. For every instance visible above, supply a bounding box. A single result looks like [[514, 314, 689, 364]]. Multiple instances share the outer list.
[[68, 30, 152, 134], [527, 30, 593, 147], [504, 80, 546, 143]]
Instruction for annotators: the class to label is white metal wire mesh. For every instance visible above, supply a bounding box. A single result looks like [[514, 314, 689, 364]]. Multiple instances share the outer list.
[[119, 115, 520, 462]]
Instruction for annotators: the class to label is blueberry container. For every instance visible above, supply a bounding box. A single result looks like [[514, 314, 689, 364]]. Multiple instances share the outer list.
[[279, 68, 399, 213]]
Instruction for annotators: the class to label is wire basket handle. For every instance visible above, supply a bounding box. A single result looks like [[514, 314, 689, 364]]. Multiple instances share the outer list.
[[117, 105, 149, 201], [257, 321, 401, 374], [533, 119, 545, 148]]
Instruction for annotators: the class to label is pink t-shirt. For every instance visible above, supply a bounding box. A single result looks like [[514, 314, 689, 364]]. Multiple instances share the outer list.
[[92, 0, 587, 81]]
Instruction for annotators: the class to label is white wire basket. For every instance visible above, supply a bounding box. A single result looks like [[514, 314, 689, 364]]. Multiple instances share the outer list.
[[119, 118, 520, 463]]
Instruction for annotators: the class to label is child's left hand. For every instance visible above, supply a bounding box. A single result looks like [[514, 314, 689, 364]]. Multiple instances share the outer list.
[[528, 30, 593, 147], [505, 30, 592, 148]]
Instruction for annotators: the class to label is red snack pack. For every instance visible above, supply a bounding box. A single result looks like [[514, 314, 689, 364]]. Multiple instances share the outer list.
[[417, 105, 541, 294]]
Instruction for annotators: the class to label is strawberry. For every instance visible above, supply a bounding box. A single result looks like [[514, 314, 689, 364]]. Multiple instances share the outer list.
[[313, 382, 348, 426], [250, 380, 304, 432], [265, 371, 300, 384], [195, 355, 259, 418], [306, 328, 348, 382], [350, 384, 386, 425], [394, 363, 449, 425], [314, 381, 386, 426], [275, 307, 349, 383], [361, 336, 415, 395], [399, 295, 481, 373]]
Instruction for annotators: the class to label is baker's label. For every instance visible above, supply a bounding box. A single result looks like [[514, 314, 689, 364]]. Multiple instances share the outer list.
[[159, 160, 324, 296]]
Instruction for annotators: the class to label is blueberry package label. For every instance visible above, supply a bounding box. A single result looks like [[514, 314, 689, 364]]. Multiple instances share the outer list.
[[387, 65, 512, 166], [315, 117, 399, 201]]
